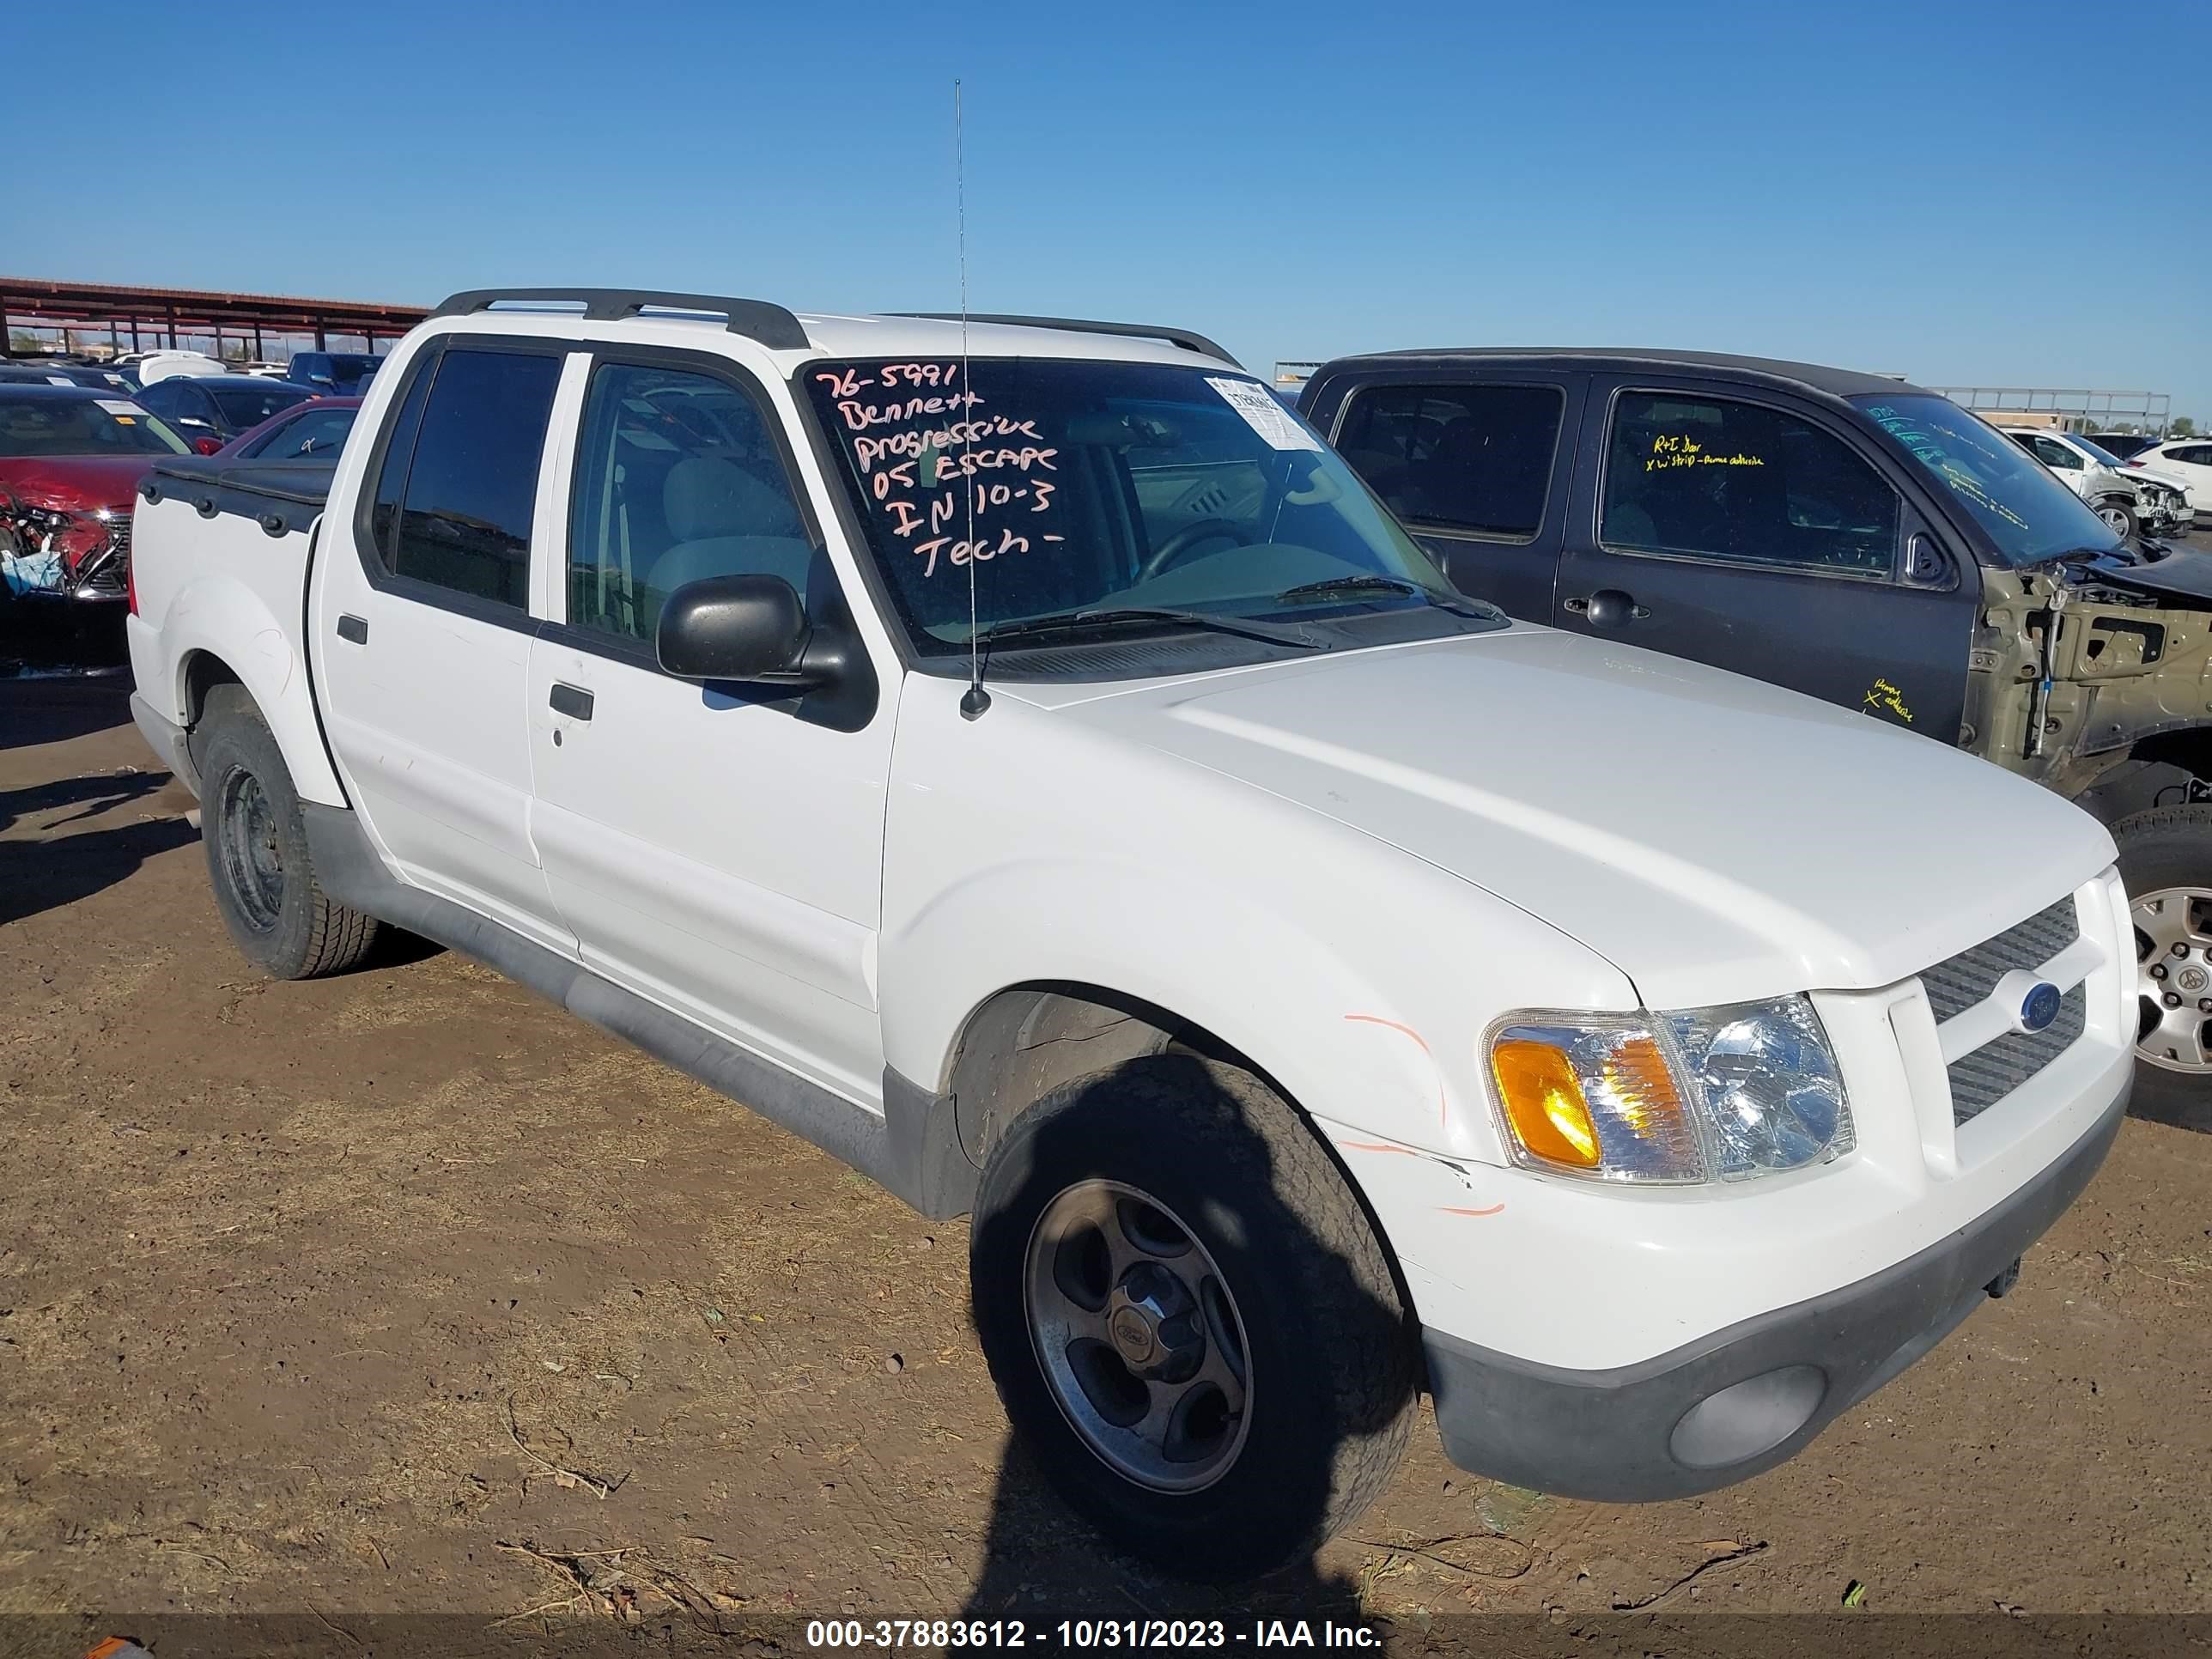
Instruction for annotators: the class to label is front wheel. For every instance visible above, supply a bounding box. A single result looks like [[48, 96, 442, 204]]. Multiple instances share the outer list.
[[2114, 805, 2212, 1129], [2095, 497, 2140, 540], [969, 1053, 1419, 1583]]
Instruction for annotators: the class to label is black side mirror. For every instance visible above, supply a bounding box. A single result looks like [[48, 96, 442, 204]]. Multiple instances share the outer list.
[[657, 573, 819, 684]]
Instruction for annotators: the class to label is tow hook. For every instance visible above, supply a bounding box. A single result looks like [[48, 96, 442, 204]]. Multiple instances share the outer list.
[[1984, 1257, 2022, 1299]]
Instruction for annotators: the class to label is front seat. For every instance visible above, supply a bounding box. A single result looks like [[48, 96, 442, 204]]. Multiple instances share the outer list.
[[643, 456, 813, 629]]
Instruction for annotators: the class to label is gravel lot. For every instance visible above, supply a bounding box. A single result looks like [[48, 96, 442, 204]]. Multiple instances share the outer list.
[[0, 672, 2207, 1656]]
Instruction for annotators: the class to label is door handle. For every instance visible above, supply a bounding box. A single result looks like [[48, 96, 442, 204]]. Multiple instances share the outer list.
[[336, 613, 368, 644], [1564, 589, 1648, 628], [548, 683, 595, 721]]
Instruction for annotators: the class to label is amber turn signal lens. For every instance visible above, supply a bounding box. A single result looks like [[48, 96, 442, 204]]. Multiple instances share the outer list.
[[1491, 1038, 1601, 1168]]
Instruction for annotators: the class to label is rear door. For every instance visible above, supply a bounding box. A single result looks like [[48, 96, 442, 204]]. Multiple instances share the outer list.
[[312, 336, 573, 951], [1553, 378, 1978, 741], [1321, 371, 1580, 623]]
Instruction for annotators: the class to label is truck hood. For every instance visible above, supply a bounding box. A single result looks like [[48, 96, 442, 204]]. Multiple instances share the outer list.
[[1051, 629, 2118, 1009], [0, 454, 153, 512]]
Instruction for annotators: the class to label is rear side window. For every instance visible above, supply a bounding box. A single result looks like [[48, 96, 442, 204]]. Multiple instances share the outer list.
[[370, 347, 562, 608], [1601, 392, 1900, 575], [1333, 382, 1563, 540]]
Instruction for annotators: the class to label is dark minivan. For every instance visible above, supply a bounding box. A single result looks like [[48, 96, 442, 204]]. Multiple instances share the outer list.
[[1301, 349, 2125, 747]]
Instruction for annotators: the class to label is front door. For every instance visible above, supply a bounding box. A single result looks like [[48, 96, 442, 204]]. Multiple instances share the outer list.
[[525, 352, 894, 1104], [311, 337, 572, 952], [1322, 373, 1581, 623], [1553, 379, 1978, 743]]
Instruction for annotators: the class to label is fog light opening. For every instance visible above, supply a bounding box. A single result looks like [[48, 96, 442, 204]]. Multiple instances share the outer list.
[[1668, 1365, 1827, 1470]]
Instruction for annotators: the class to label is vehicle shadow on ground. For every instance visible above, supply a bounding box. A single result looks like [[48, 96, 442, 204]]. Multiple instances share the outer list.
[[0, 769, 198, 925], [955, 1056, 1413, 1625], [0, 672, 133, 751]]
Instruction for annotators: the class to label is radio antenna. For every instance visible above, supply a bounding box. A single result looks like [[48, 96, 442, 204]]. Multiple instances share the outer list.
[[954, 76, 990, 720]]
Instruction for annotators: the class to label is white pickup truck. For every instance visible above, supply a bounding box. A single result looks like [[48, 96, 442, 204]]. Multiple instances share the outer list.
[[126, 289, 2134, 1582]]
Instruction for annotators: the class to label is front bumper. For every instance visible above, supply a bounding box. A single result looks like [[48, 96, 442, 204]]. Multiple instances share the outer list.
[[1422, 1078, 2127, 1501]]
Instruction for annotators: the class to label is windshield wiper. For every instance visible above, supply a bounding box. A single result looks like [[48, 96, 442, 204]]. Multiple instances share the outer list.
[[1274, 574, 1503, 620], [970, 606, 1323, 652]]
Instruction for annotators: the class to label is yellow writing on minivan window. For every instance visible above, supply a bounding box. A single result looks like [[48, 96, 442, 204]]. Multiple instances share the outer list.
[[1645, 434, 1765, 472]]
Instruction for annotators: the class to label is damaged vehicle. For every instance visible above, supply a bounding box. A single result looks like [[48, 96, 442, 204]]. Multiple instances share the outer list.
[[1, 384, 185, 611], [1301, 349, 2212, 1115]]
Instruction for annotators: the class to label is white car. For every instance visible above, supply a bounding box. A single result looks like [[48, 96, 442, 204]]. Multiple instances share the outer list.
[[124, 290, 2134, 1582], [131, 349, 230, 387], [1996, 426, 2172, 538], [2130, 438, 2212, 526]]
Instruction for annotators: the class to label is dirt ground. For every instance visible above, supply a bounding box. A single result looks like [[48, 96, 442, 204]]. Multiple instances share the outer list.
[[1, 675, 2208, 1655]]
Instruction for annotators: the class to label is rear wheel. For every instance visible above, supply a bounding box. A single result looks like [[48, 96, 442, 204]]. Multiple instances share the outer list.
[[195, 685, 379, 979], [969, 1052, 1419, 1583], [2113, 805, 2212, 1128]]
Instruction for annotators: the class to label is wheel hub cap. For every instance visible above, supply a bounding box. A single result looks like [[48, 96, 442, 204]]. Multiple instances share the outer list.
[[1023, 1180, 1251, 1492], [2132, 885, 2212, 1073]]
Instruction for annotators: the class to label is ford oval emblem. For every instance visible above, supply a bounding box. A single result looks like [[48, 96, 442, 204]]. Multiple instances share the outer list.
[[2018, 981, 2062, 1033]]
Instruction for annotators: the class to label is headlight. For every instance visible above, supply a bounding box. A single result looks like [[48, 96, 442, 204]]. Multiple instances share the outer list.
[[1486, 997, 1853, 1185]]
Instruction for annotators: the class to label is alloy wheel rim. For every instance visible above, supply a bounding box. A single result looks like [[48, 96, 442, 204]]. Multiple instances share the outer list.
[[219, 769, 285, 932], [2132, 885, 2212, 1073], [1023, 1179, 1252, 1492]]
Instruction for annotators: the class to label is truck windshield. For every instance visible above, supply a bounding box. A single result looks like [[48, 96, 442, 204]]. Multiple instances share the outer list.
[[0, 394, 189, 458], [805, 357, 1483, 657], [1852, 393, 2118, 565]]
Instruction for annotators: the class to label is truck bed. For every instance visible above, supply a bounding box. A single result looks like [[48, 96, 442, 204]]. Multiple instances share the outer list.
[[127, 453, 347, 805], [144, 456, 337, 539]]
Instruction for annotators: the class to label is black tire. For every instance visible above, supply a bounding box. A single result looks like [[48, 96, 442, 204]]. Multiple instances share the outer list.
[[2112, 804, 2212, 1129], [194, 684, 379, 979], [969, 1052, 1419, 1583], [2094, 497, 2139, 540]]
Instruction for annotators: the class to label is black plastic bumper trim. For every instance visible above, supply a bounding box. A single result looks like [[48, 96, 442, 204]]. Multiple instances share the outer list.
[[1421, 1079, 2129, 1502]]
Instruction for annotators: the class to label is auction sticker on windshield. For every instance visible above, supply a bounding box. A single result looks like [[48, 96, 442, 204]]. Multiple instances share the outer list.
[[1207, 376, 1322, 452]]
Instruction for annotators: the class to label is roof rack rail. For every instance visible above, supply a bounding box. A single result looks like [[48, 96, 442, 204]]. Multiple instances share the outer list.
[[890, 313, 1240, 368], [431, 288, 811, 351]]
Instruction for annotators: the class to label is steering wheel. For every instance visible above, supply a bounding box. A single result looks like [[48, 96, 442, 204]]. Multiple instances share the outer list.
[[1138, 518, 1244, 582]]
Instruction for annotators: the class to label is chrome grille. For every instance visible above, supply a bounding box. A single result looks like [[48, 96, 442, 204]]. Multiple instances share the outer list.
[[1948, 984, 2086, 1123], [1920, 896, 2079, 1024], [72, 522, 131, 598]]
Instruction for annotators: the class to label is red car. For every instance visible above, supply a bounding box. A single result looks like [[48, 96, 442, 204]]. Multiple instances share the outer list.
[[215, 395, 362, 460], [0, 384, 186, 605]]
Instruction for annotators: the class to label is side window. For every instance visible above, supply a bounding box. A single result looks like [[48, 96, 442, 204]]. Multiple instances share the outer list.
[[1332, 381, 1564, 540], [1601, 392, 1901, 574], [566, 362, 811, 644], [251, 406, 356, 460], [2032, 436, 2081, 470], [137, 380, 179, 418], [380, 347, 562, 608]]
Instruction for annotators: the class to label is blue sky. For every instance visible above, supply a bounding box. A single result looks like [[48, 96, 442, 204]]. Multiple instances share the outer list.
[[15, 0, 2209, 420]]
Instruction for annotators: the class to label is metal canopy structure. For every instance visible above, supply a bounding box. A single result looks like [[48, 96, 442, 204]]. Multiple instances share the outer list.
[[0, 275, 429, 361], [1929, 385, 2174, 435]]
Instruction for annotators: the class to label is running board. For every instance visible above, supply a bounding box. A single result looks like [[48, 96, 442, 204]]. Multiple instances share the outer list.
[[301, 804, 976, 1218]]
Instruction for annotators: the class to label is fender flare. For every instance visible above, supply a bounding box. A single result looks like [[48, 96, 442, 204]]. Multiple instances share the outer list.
[[161, 570, 345, 806]]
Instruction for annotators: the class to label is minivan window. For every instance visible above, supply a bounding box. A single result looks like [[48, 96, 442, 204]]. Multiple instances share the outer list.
[[805, 358, 1486, 659], [568, 362, 812, 643], [1601, 392, 1900, 574], [1854, 393, 2118, 565], [382, 348, 562, 607], [1332, 382, 1563, 541]]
